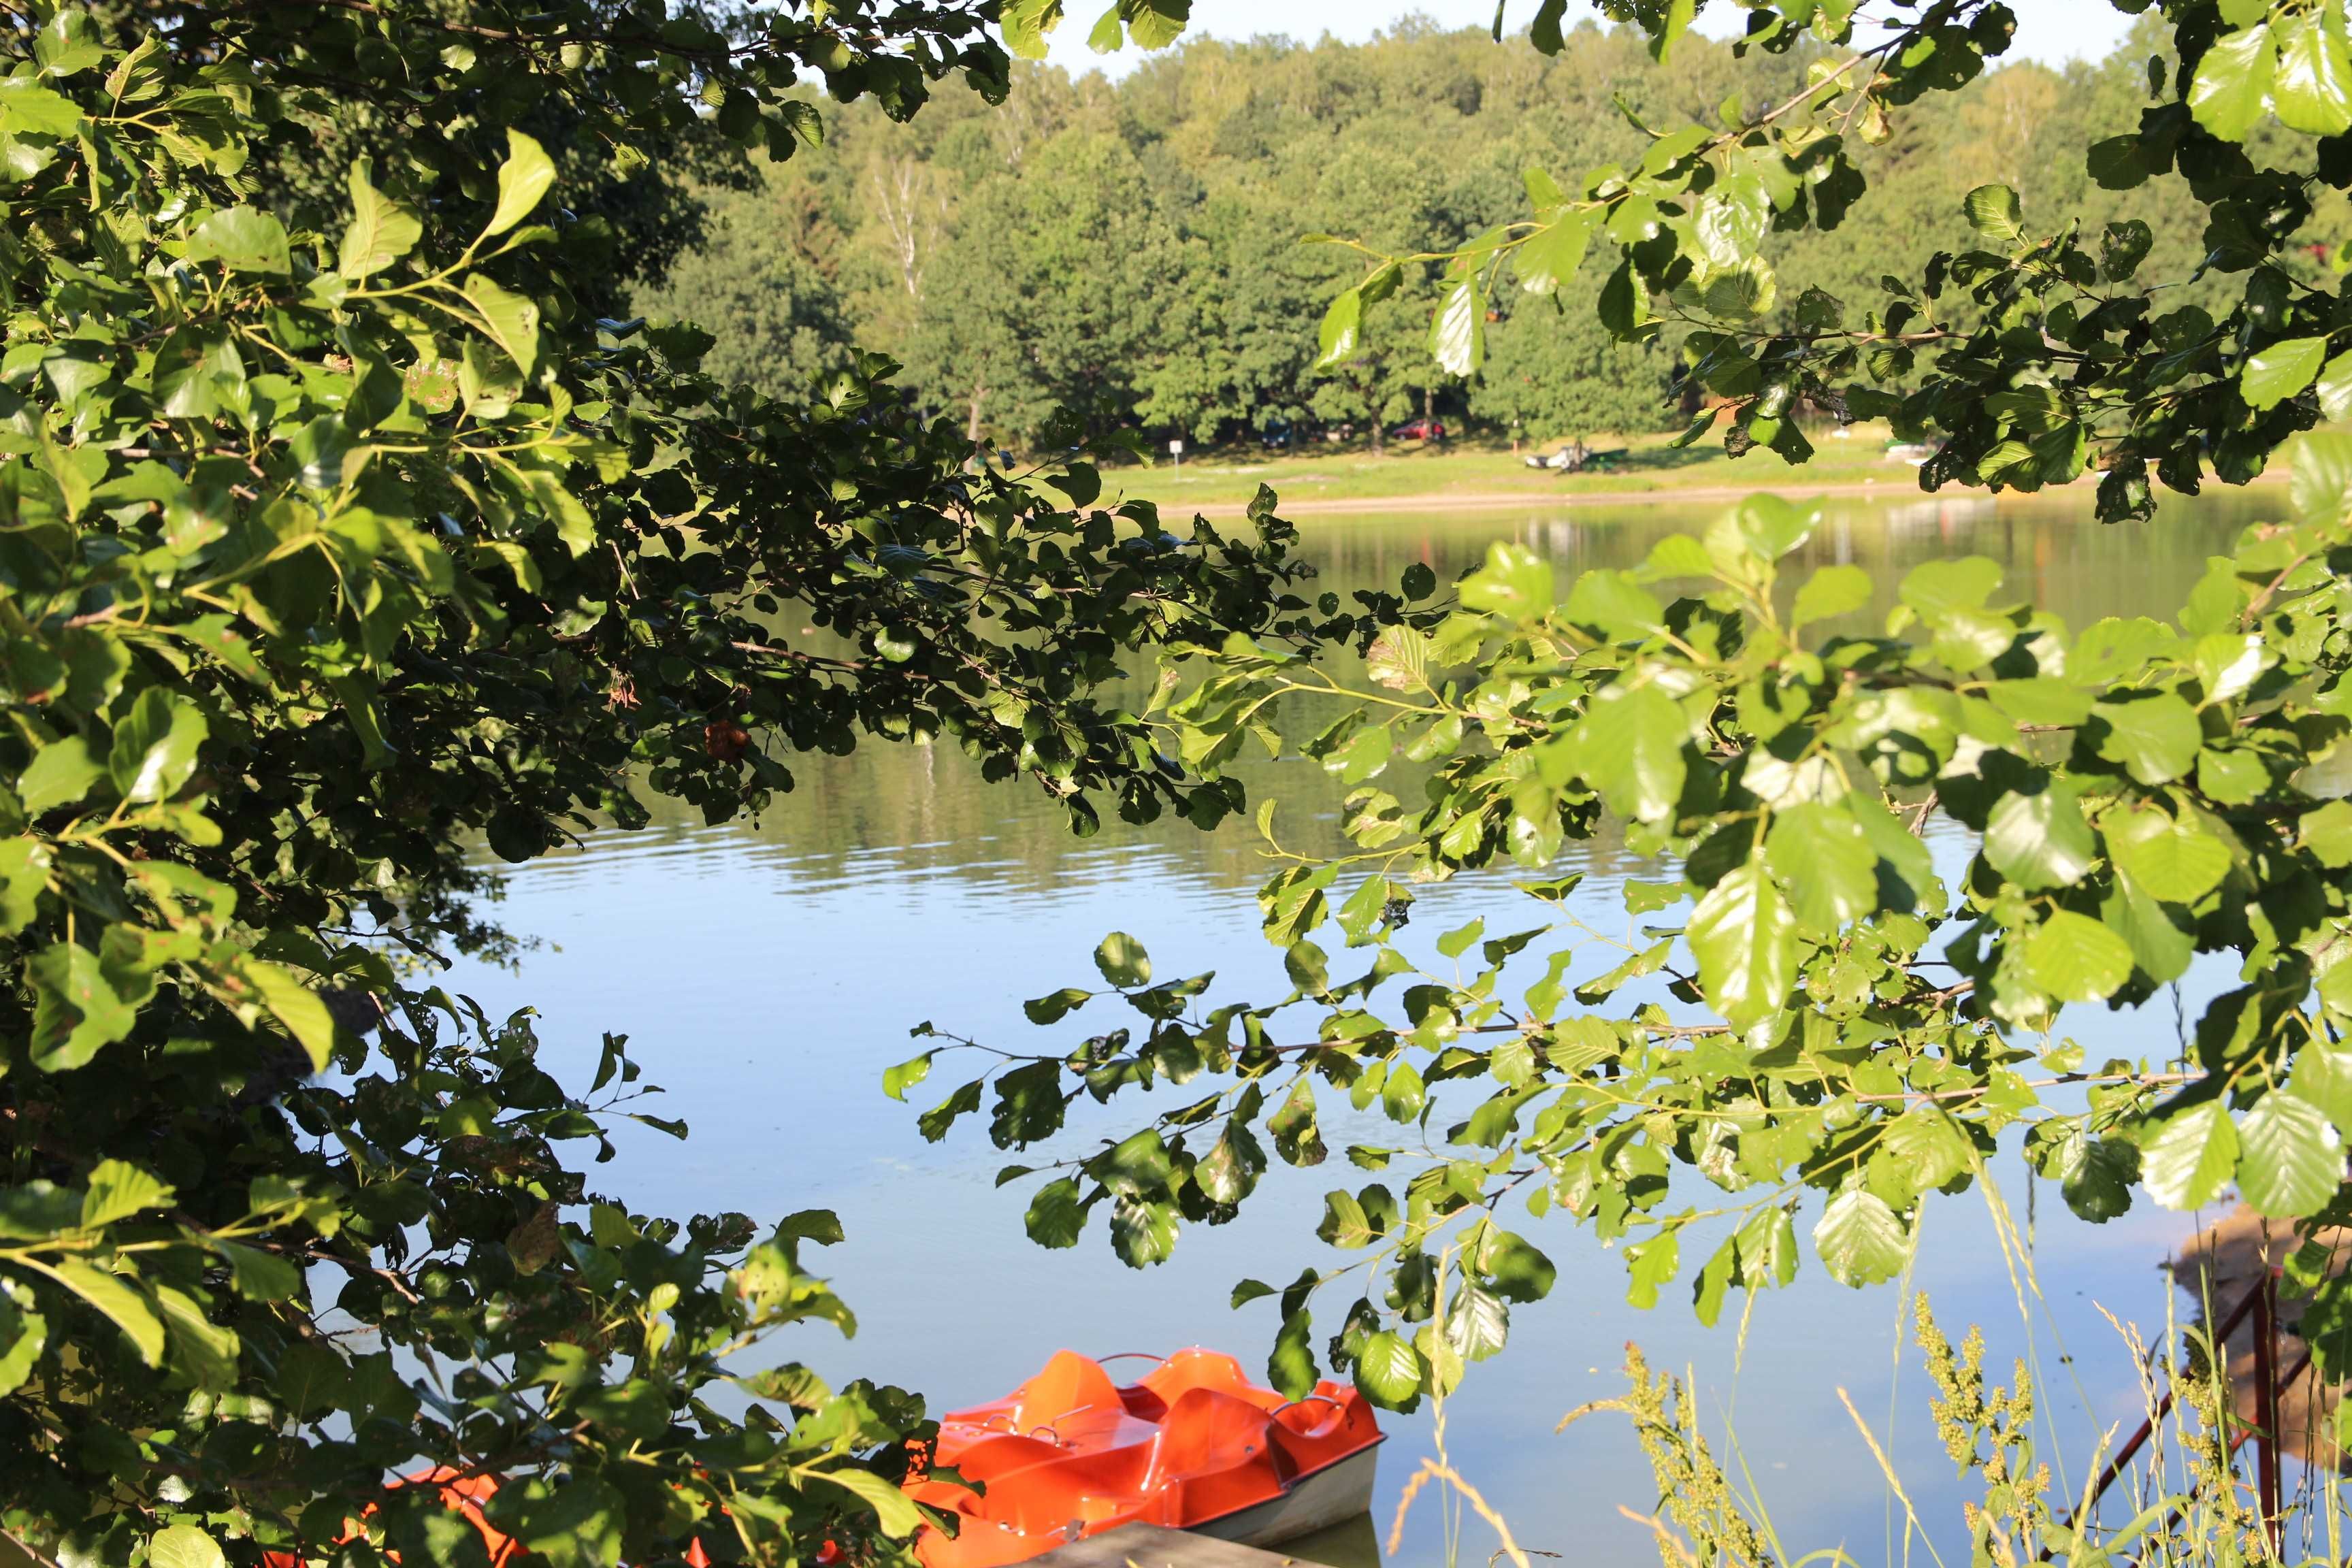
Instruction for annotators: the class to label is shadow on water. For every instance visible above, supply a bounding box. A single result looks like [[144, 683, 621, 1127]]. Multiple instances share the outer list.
[[446, 488, 2281, 1566]]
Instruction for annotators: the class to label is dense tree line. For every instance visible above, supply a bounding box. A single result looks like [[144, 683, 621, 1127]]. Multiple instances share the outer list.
[[640, 14, 2238, 453]]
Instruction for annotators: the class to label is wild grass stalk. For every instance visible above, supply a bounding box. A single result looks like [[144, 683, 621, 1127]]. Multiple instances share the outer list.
[[1389, 1290, 2349, 1568]]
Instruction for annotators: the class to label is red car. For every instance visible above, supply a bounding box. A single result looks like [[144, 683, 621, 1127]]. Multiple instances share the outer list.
[[1390, 417, 1448, 441]]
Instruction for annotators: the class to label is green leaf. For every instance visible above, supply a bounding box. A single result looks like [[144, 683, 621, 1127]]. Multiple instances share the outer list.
[[463, 274, 542, 379], [1094, 932, 1151, 986], [2273, 8, 2352, 135], [187, 206, 290, 274], [819, 1466, 926, 1540], [1561, 570, 1665, 640], [0, 836, 49, 934], [0, 77, 82, 137], [2182, 557, 2249, 638], [1122, 0, 1188, 49], [1516, 210, 1593, 295], [240, 959, 339, 1072], [1650, 0, 1695, 61], [1566, 682, 1686, 826], [998, 0, 1058, 58], [2100, 218, 2154, 279], [487, 129, 557, 237], [2319, 352, 2352, 422], [2022, 910, 2134, 1003], [2236, 1090, 2340, 1218], [1791, 564, 1872, 629], [32, 12, 103, 76], [519, 470, 595, 559], [1269, 1307, 1316, 1399], [1269, 1077, 1326, 1166], [2092, 693, 2202, 785], [2104, 875, 2194, 984], [155, 1283, 239, 1390], [216, 1242, 301, 1302], [917, 1079, 982, 1142], [2243, 336, 2330, 410], [881, 1052, 932, 1102], [0, 1295, 46, 1398], [1692, 1236, 1736, 1327], [1428, 278, 1484, 377], [1196, 1120, 1266, 1203], [1530, 0, 1567, 51], [2293, 1041, 2352, 1132], [2302, 799, 2352, 868], [1813, 1188, 1909, 1287], [148, 1525, 225, 1568], [1352, 1330, 1424, 1410], [2286, 432, 2352, 531], [1023, 1177, 1086, 1249], [1962, 183, 2023, 242], [2200, 746, 2270, 804], [1899, 555, 2003, 619], [2189, 23, 2278, 142], [1983, 783, 2098, 892], [82, 1160, 173, 1228], [1475, 1228, 1556, 1303], [1624, 1230, 1679, 1309], [2059, 1135, 2140, 1223], [52, 1258, 163, 1365], [155, 329, 244, 420], [29, 942, 140, 1071], [1023, 987, 1090, 1025], [1313, 289, 1362, 371], [1687, 860, 1798, 1030], [1380, 1060, 1426, 1123], [339, 161, 422, 280], [1436, 917, 1484, 960], [1316, 1188, 1379, 1250], [1693, 178, 1770, 267], [1881, 1108, 1974, 1194], [1442, 1281, 1509, 1360], [1365, 627, 1431, 692], [108, 687, 207, 804], [2108, 808, 2231, 902], [19, 736, 105, 814], [1765, 802, 1877, 936], [1109, 1196, 1177, 1267], [1460, 542, 1554, 619]]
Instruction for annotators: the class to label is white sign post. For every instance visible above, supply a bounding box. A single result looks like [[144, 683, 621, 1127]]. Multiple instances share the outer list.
[[1169, 437, 1183, 474]]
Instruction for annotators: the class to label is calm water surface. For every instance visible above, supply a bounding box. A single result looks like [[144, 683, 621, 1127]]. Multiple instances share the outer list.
[[445, 488, 2285, 1566]]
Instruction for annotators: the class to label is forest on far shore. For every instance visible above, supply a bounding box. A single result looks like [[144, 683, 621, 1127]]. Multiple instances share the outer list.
[[637, 13, 2318, 454]]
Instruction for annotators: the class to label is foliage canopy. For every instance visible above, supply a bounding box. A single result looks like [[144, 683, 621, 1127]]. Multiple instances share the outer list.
[[903, 0, 2352, 1431], [0, 1, 1342, 1565]]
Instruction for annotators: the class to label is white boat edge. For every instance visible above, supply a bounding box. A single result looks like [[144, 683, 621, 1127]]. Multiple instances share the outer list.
[[1186, 1441, 1383, 1549]]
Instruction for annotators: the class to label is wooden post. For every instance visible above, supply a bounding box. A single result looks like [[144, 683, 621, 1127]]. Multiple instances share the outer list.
[[2251, 1266, 2283, 1552]]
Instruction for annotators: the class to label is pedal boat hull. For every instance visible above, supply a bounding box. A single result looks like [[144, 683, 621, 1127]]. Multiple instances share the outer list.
[[906, 1348, 1384, 1568]]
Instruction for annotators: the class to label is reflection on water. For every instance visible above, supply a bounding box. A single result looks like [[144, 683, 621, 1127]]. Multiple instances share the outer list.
[[445, 489, 2278, 1566]]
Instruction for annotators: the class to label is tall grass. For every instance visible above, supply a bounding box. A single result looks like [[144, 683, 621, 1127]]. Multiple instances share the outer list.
[[1388, 1288, 2348, 1568]]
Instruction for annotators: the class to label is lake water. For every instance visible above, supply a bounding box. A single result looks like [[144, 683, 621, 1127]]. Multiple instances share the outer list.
[[444, 485, 2296, 1566]]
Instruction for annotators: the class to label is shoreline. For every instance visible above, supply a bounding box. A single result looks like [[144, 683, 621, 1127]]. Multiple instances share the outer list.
[[1105, 466, 2291, 519]]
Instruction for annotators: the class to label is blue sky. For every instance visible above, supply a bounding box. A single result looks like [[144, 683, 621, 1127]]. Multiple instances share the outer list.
[[1044, 1, 2137, 76]]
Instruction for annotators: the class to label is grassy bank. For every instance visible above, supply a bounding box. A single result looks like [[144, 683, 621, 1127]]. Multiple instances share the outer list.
[[1074, 423, 1929, 514]]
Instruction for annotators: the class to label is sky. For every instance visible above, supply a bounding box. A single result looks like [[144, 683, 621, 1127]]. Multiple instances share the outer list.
[[1043, 0, 2139, 76]]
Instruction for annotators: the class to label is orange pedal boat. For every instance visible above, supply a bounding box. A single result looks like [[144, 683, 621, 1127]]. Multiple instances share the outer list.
[[904, 1348, 1382, 1568]]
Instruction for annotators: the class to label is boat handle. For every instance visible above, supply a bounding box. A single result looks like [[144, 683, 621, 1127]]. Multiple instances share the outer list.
[[1096, 1352, 1167, 1367], [1273, 1395, 1344, 1421]]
